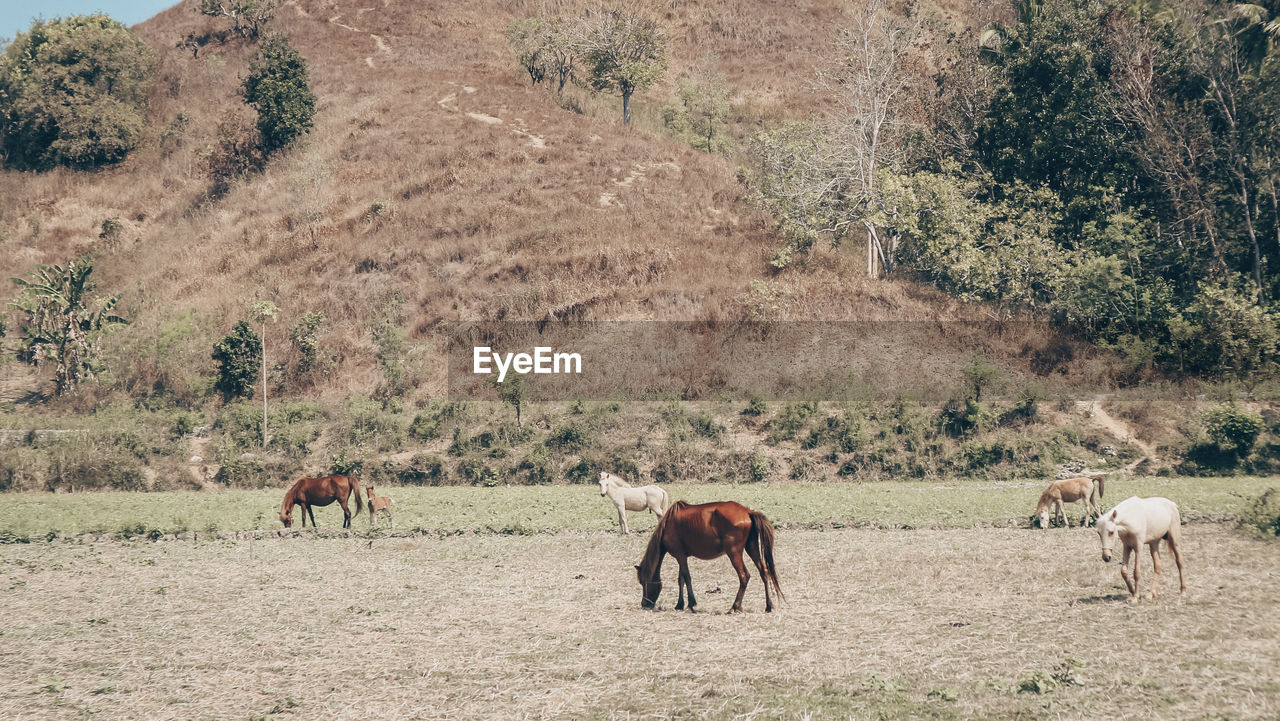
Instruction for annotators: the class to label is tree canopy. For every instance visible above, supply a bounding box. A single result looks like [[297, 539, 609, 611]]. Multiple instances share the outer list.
[[0, 14, 155, 170]]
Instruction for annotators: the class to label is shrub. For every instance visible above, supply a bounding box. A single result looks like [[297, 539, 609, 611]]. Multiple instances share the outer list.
[[340, 395, 403, 451], [214, 455, 294, 488], [212, 321, 261, 400], [748, 449, 771, 482], [766, 401, 818, 444], [938, 398, 987, 437], [1237, 488, 1280, 537], [242, 33, 316, 154], [0, 15, 155, 169], [741, 395, 768, 416], [1202, 403, 1264, 456], [690, 411, 725, 440]]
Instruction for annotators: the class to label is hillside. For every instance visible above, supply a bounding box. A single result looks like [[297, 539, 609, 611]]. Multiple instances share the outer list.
[[0, 0, 1275, 491], [0, 0, 1073, 401]]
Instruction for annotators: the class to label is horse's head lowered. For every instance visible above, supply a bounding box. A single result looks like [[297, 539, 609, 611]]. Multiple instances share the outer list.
[[1037, 504, 1051, 530], [280, 507, 293, 528], [635, 563, 661, 609], [1096, 508, 1120, 562]]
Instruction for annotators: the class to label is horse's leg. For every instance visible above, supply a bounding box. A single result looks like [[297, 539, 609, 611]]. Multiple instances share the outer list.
[[1166, 527, 1187, 595], [1056, 499, 1068, 528], [745, 540, 774, 613], [728, 549, 751, 613], [1119, 543, 1136, 598], [1129, 543, 1142, 602], [674, 556, 695, 611], [616, 504, 629, 535], [339, 495, 352, 529], [1148, 541, 1162, 599]]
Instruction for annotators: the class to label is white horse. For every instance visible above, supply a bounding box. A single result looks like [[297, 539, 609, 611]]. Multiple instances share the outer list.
[[598, 471, 670, 535], [1096, 496, 1186, 602]]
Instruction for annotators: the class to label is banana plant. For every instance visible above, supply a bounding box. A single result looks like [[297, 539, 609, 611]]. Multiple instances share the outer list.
[[9, 258, 128, 396]]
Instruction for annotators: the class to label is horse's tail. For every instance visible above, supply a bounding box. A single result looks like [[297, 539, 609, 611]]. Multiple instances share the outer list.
[[660, 487, 671, 514], [1094, 474, 1105, 499], [349, 476, 364, 518], [748, 511, 784, 603]]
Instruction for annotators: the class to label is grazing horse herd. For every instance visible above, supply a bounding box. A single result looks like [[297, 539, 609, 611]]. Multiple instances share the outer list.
[[277, 470, 1187, 611]]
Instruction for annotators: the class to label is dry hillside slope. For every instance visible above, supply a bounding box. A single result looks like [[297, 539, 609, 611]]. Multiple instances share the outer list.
[[0, 0, 1095, 403]]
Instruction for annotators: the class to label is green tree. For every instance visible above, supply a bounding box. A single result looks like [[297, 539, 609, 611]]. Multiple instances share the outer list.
[[199, 0, 279, 39], [9, 258, 128, 396], [0, 15, 155, 169], [975, 0, 1137, 217], [662, 60, 731, 153], [507, 16, 576, 93], [493, 372, 526, 427], [577, 9, 666, 125], [242, 33, 316, 154], [212, 321, 261, 400], [289, 311, 325, 375]]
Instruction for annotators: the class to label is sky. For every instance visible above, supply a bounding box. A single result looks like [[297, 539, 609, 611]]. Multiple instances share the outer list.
[[1, 1, 176, 43]]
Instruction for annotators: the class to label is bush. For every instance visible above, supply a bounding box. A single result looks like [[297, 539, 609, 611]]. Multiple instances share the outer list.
[[206, 117, 265, 198], [748, 449, 771, 482], [1202, 403, 1264, 456], [340, 395, 403, 451], [215, 455, 295, 488], [938, 398, 988, 437], [690, 411, 725, 440], [212, 321, 261, 400], [242, 33, 316, 154], [0, 15, 155, 169], [741, 395, 768, 416], [766, 401, 817, 444], [1237, 488, 1280, 537]]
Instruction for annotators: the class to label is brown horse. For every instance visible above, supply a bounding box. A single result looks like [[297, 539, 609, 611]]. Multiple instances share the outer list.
[[635, 500, 783, 613], [1037, 475, 1105, 528], [280, 475, 364, 528], [365, 482, 394, 527]]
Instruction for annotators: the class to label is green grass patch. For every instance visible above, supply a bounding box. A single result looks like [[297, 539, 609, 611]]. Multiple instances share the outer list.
[[0, 476, 1273, 539]]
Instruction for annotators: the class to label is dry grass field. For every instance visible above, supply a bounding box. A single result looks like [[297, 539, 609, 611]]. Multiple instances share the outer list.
[[1, 522, 1276, 720]]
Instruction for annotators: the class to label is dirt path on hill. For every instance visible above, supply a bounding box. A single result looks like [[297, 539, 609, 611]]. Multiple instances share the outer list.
[[1077, 395, 1160, 471]]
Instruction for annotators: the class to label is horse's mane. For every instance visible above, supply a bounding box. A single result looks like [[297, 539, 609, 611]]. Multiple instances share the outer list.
[[604, 472, 632, 488], [638, 500, 686, 574], [280, 477, 307, 515]]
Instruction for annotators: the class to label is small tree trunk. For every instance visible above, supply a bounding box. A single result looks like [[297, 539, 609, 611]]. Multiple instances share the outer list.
[[261, 323, 268, 449], [622, 90, 632, 125]]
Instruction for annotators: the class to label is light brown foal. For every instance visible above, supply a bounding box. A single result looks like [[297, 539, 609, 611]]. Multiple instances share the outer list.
[[365, 483, 394, 527], [1037, 475, 1104, 528]]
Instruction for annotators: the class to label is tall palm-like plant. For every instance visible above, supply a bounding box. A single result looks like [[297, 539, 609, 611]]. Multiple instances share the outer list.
[[9, 258, 128, 396]]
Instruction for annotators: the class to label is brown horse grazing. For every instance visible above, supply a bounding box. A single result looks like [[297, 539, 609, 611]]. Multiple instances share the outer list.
[[636, 500, 783, 613], [280, 475, 364, 528], [1037, 475, 1105, 528]]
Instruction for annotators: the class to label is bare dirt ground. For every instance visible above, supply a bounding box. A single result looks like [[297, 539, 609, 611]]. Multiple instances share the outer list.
[[1, 525, 1276, 720]]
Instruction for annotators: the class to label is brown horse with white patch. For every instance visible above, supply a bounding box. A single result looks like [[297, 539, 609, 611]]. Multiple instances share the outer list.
[[636, 500, 783, 613], [279, 475, 364, 528], [1037, 475, 1105, 528]]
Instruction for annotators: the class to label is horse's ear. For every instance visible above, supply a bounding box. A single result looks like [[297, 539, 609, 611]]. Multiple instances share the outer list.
[[1109, 510, 1117, 520]]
